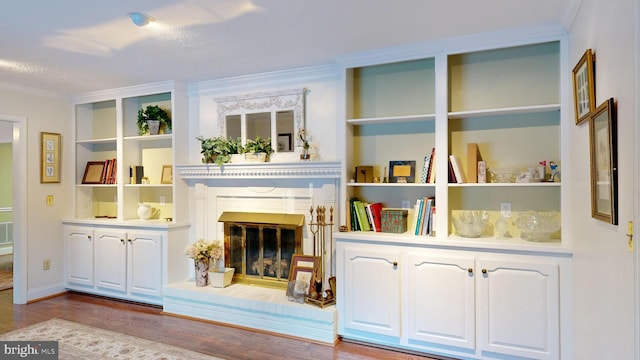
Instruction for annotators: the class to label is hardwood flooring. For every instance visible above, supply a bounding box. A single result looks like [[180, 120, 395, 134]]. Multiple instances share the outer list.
[[0, 290, 452, 360]]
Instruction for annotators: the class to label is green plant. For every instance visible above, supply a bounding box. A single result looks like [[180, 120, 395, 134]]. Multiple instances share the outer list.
[[243, 136, 274, 155], [137, 105, 171, 135], [196, 136, 242, 166]]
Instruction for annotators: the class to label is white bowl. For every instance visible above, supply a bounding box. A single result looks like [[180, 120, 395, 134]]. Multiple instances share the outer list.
[[452, 210, 490, 238], [514, 211, 561, 242]]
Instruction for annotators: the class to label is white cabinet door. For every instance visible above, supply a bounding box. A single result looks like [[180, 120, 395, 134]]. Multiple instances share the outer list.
[[127, 232, 162, 298], [64, 226, 94, 287], [477, 259, 560, 360], [406, 253, 475, 350], [94, 229, 127, 292], [342, 247, 401, 337]]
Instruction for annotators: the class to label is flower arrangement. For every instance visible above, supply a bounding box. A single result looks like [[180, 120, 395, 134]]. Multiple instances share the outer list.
[[298, 128, 310, 151], [184, 239, 222, 261], [298, 128, 311, 160]]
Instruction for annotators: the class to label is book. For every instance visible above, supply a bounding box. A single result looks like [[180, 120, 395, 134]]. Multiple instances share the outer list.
[[366, 202, 383, 232], [449, 155, 466, 183], [428, 149, 436, 183], [130, 166, 144, 184], [420, 152, 431, 183], [414, 197, 424, 235], [354, 200, 371, 231], [410, 199, 421, 234], [448, 158, 457, 183], [467, 143, 482, 183], [349, 198, 360, 231]]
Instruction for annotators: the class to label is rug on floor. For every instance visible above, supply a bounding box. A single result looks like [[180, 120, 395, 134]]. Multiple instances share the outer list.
[[0, 318, 224, 360], [0, 270, 12, 291]]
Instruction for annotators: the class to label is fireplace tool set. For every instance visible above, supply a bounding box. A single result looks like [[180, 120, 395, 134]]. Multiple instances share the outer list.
[[306, 205, 336, 308]]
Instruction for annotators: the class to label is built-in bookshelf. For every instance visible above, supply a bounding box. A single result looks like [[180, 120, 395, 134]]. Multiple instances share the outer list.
[[341, 39, 564, 245]]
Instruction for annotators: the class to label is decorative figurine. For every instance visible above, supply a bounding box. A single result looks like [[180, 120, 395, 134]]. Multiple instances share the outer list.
[[549, 161, 559, 182]]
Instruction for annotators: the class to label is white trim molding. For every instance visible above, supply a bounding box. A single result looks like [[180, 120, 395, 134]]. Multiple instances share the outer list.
[[176, 161, 341, 180]]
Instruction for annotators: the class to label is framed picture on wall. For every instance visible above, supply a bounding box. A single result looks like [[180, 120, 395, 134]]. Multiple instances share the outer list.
[[40, 132, 61, 183], [589, 98, 617, 225], [572, 49, 596, 125]]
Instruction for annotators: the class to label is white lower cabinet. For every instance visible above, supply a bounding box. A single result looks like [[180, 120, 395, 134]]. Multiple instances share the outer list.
[[342, 248, 401, 337], [64, 226, 95, 287], [337, 236, 568, 360], [94, 230, 162, 299], [64, 222, 190, 306]]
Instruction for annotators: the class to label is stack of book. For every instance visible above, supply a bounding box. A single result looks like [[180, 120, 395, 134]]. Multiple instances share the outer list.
[[101, 159, 117, 184], [349, 198, 383, 232], [410, 196, 436, 236]]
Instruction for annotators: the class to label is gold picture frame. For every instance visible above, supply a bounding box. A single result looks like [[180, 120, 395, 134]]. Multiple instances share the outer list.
[[572, 48, 596, 125], [589, 98, 617, 224], [82, 161, 106, 184], [161, 165, 173, 184], [40, 132, 61, 183]]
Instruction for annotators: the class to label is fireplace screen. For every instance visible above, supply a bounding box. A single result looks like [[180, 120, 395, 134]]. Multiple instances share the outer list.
[[220, 212, 303, 289]]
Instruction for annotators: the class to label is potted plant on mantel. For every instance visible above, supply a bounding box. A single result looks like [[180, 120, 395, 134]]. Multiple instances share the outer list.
[[196, 136, 242, 166], [243, 136, 274, 162], [137, 105, 171, 135]]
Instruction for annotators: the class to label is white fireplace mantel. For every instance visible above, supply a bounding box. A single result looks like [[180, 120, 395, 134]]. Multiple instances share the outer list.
[[175, 161, 342, 180]]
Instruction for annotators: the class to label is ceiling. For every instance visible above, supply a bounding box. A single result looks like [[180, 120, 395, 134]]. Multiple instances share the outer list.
[[0, 0, 576, 97]]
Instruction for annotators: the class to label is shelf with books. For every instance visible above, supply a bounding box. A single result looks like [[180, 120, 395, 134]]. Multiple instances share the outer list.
[[72, 81, 187, 223]]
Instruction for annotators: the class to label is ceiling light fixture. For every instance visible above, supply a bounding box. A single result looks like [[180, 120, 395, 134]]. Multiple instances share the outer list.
[[128, 12, 154, 27]]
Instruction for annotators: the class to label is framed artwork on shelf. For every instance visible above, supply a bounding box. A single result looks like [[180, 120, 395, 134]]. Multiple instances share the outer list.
[[82, 161, 106, 184], [589, 97, 617, 225], [389, 160, 416, 183], [161, 165, 173, 184], [40, 132, 61, 183], [277, 133, 292, 152], [572, 48, 596, 125]]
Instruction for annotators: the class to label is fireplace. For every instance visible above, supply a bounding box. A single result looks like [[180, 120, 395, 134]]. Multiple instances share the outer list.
[[219, 212, 304, 289]]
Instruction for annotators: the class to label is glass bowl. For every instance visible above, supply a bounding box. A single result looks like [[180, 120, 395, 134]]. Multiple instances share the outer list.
[[489, 168, 519, 183], [452, 210, 490, 238], [514, 211, 561, 242]]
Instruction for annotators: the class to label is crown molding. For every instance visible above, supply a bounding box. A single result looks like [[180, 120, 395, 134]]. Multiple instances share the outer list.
[[188, 64, 339, 96]]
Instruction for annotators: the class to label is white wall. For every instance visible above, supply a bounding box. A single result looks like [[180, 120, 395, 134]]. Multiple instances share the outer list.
[[0, 87, 72, 301], [568, 0, 636, 358]]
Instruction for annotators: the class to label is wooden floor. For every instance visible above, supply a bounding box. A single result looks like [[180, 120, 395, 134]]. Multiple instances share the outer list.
[[0, 290, 451, 360]]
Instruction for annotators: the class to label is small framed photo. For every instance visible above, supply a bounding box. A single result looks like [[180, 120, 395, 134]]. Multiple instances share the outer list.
[[286, 266, 314, 297], [40, 132, 61, 183], [572, 49, 596, 125], [277, 133, 292, 152], [161, 165, 173, 184], [82, 161, 106, 184], [589, 98, 617, 224], [288, 254, 318, 281], [389, 160, 416, 183]]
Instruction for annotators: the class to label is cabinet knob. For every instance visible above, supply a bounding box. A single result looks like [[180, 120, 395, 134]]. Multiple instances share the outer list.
[[467, 268, 473, 273], [88, 235, 92, 240], [482, 268, 488, 274], [120, 239, 125, 244], [393, 261, 398, 267]]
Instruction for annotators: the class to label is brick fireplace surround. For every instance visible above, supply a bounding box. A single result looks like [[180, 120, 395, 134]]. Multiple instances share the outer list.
[[163, 161, 341, 344]]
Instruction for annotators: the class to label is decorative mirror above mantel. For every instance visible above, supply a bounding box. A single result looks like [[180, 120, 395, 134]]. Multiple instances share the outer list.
[[214, 88, 306, 154]]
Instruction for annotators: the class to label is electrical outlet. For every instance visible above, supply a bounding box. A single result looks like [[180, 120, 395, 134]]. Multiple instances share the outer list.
[[160, 196, 166, 206], [500, 202, 512, 218], [402, 200, 410, 209], [46, 195, 53, 206], [43, 259, 51, 271]]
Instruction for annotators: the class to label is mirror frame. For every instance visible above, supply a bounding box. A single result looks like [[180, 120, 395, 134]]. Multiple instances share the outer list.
[[214, 88, 306, 151]]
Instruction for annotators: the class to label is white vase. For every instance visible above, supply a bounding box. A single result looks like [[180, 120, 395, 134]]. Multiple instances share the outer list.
[[209, 268, 235, 288], [147, 120, 160, 135]]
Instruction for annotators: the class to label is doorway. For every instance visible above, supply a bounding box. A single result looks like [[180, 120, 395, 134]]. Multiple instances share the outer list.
[[0, 122, 13, 291], [0, 116, 26, 304]]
